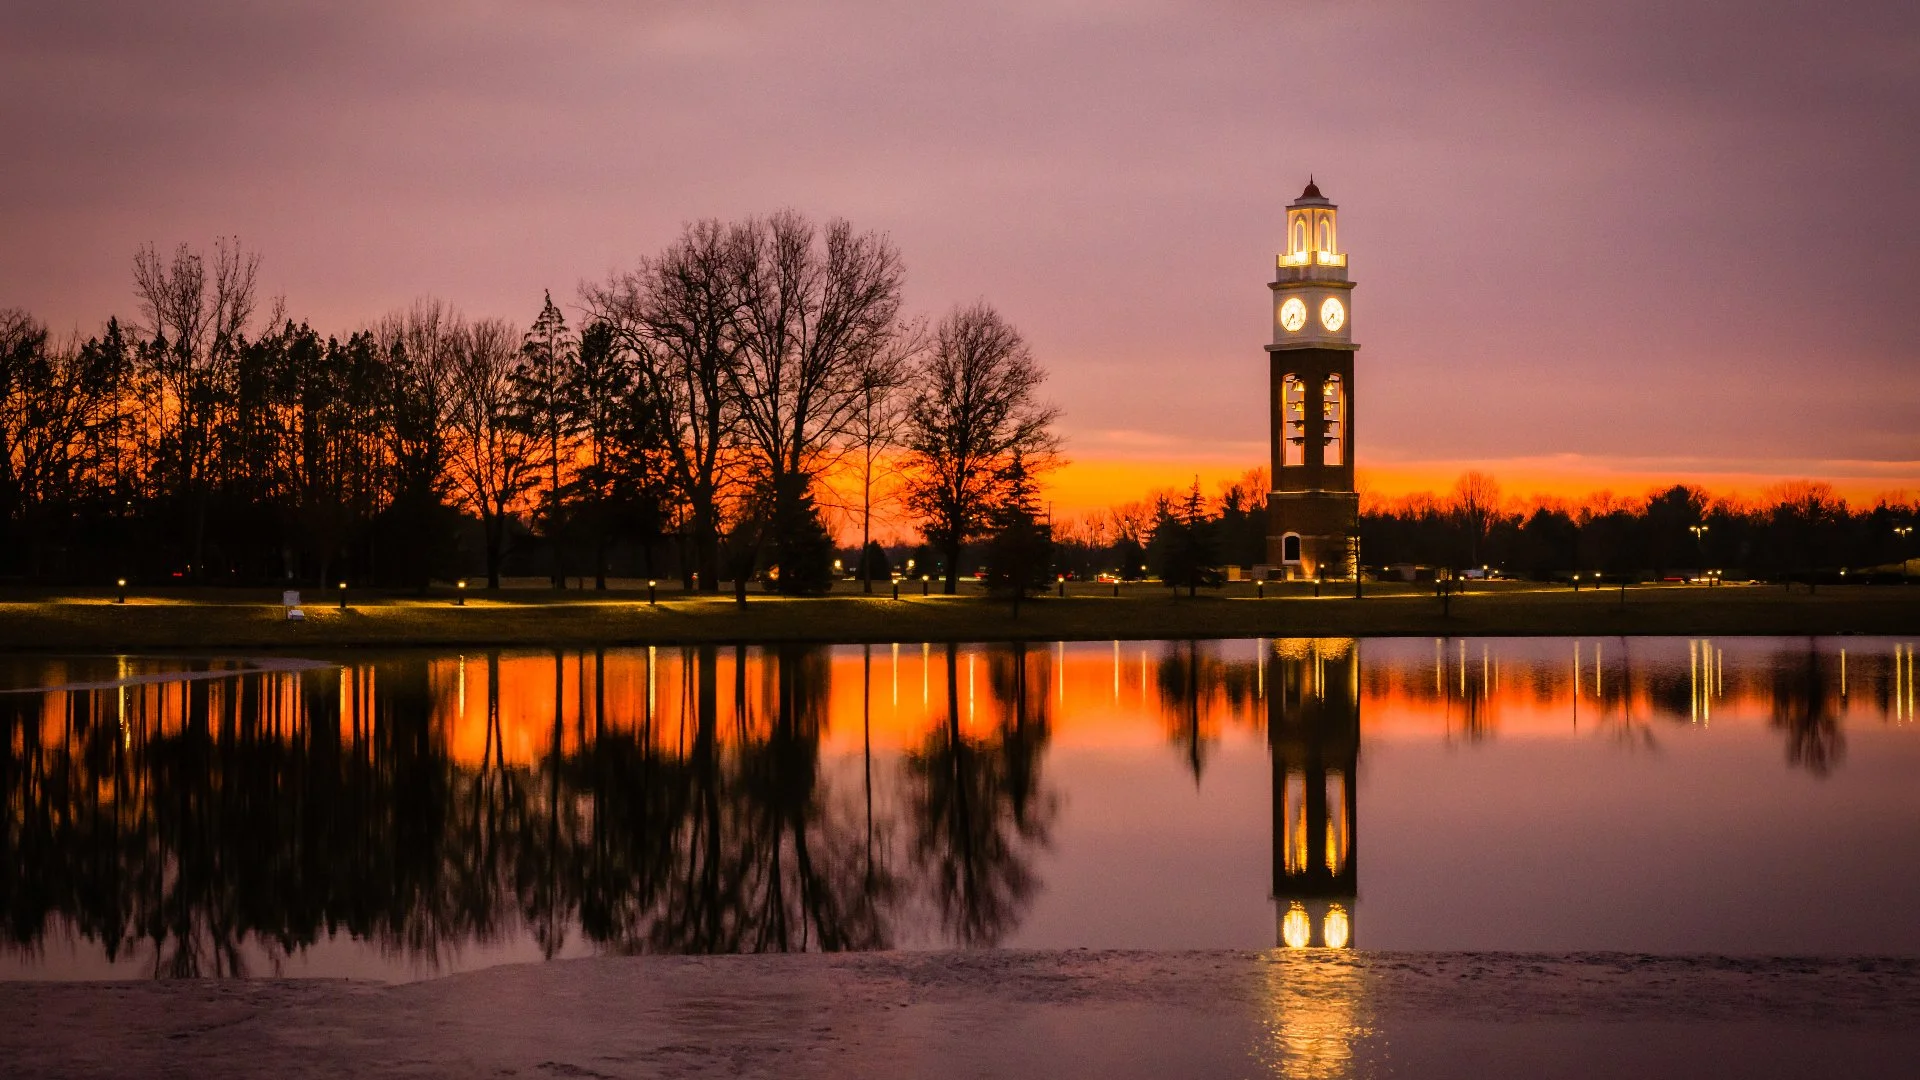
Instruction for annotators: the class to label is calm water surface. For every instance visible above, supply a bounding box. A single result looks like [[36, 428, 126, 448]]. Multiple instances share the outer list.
[[2, 636, 1916, 980]]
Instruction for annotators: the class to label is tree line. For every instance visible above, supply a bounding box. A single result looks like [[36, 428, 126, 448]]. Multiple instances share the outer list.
[[0, 215, 1059, 594], [1048, 470, 1914, 587]]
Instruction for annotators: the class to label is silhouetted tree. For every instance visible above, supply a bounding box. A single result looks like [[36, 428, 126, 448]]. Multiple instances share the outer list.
[[1150, 481, 1216, 597], [448, 319, 535, 588], [982, 451, 1052, 615], [901, 303, 1060, 593], [515, 291, 579, 587]]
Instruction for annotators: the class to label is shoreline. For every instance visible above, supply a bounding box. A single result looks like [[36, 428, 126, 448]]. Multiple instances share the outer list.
[[0, 583, 1916, 652], [6, 950, 1919, 1079]]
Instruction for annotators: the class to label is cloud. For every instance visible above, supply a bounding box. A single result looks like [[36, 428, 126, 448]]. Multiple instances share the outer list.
[[1, 0, 1914, 478]]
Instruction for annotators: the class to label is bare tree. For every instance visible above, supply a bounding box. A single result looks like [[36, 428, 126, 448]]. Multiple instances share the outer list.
[[0, 311, 130, 576], [840, 319, 922, 592], [902, 303, 1061, 593], [374, 300, 461, 589], [582, 220, 750, 592], [730, 212, 908, 591], [130, 238, 259, 577], [447, 318, 534, 588], [1450, 470, 1503, 571]]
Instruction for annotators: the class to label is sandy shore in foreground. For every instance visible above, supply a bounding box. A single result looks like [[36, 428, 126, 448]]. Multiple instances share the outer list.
[[6, 951, 1919, 1079]]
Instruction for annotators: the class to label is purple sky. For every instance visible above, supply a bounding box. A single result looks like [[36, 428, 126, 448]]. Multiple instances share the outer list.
[[4, 0, 1916, 507]]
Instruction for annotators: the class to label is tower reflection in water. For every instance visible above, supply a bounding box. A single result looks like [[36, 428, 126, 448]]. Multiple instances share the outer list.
[[1270, 639, 1358, 951], [1262, 638, 1371, 1080]]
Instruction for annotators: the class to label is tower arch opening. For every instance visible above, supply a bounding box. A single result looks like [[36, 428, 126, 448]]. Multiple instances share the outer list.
[[1282, 375, 1307, 467], [1322, 374, 1345, 467]]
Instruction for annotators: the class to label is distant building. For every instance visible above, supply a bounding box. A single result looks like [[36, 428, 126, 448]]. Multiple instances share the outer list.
[[1266, 179, 1358, 581]]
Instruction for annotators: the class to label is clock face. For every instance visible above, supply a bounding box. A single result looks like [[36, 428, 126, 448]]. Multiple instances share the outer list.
[[1279, 297, 1308, 332], [1320, 297, 1346, 332]]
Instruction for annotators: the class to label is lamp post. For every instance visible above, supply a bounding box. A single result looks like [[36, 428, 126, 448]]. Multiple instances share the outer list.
[[892, 574, 900, 601], [115, 578, 127, 605], [1573, 573, 1580, 592], [1897, 526, 1913, 581], [921, 574, 929, 596], [1057, 574, 1065, 599], [337, 582, 348, 611], [648, 579, 657, 606], [1690, 524, 1709, 581], [1348, 514, 1363, 599], [455, 580, 466, 606]]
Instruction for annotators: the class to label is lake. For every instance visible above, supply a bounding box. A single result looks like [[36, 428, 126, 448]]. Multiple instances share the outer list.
[[2, 636, 1916, 980]]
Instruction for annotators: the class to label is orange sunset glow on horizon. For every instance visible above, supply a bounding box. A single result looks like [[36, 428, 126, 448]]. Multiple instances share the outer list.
[[1030, 454, 1920, 527]]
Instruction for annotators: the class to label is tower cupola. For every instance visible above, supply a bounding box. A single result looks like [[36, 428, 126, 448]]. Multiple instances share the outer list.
[[1281, 177, 1344, 270]]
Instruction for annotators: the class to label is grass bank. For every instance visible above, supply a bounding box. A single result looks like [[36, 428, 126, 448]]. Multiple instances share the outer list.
[[0, 580, 1915, 651]]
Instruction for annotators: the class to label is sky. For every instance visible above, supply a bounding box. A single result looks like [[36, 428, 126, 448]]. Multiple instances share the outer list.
[[3, 0, 1917, 520]]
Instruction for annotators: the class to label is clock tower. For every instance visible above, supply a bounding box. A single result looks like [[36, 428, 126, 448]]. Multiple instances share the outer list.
[[1267, 178, 1357, 580]]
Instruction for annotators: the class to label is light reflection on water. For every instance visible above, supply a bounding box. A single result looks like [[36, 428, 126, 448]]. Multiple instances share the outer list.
[[1, 636, 1916, 983], [1259, 953, 1376, 1080]]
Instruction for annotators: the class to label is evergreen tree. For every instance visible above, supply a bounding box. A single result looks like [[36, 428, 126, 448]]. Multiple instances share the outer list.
[[763, 480, 835, 595], [857, 540, 892, 583], [513, 291, 578, 586], [983, 452, 1053, 616], [1150, 480, 1216, 597]]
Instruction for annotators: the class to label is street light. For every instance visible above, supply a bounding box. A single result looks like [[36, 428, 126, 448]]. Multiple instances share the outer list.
[[1057, 574, 1065, 599], [1348, 525, 1364, 600], [455, 579, 467, 606], [338, 581, 348, 611], [1573, 573, 1581, 592], [116, 578, 127, 605], [648, 579, 657, 606], [921, 574, 929, 596]]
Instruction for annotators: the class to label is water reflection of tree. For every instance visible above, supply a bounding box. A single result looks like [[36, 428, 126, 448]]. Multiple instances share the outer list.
[[1153, 641, 1262, 783], [903, 642, 1058, 946], [0, 646, 903, 976], [1770, 641, 1844, 776]]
